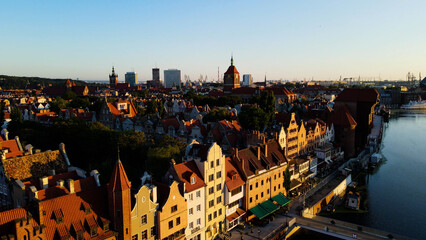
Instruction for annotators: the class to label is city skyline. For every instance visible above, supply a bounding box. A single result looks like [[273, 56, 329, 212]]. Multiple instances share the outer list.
[[1, 1, 426, 81]]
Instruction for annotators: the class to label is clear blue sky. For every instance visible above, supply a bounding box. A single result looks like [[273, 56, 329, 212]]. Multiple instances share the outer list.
[[1, 0, 425, 82]]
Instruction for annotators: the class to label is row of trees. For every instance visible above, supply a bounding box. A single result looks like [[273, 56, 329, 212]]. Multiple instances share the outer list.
[[8, 117, 186, 185]]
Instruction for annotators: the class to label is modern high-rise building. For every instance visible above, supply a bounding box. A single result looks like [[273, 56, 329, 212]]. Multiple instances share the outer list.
[[242, 74, 253, 86], [109, 66, 118, 87], [152, 68, 160, 81], [125, 72, 138, 86], [164, 69, 181, 88]]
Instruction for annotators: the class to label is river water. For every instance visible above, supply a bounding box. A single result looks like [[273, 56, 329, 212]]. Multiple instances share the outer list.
[[334, 110, 426, 239]]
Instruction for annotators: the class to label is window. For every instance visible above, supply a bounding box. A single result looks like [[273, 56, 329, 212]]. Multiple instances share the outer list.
[[209, 174, 214, 181], [209, 200, 214, 208], [197, 204, 201, 211], [231, 186, 242, 196], [191, 177, 196, 184], [256, 182, 258, 188], [219, 208, 222, 215], [189, 193, 193, 201], [250, 197, 252, 203], [141, 230, 148, 240], [274, 186, 276, 191], [141, 214, 147, 225], [176, 217, 181, 225], [217, 172, 222, 179], [250, 184, 253, 190], [209, 187, 214, 195], [214, 211, 217, 218], [229, 200, 239, 208], [216, 184, 221, 191], [208, 214, 212, 221], [90, 228, 98, 237], [197, 218, 201, 225], [196, 191, 201, 197], [274, 175, 276, 180], [261, 192, 264, 198], [189, 208, 193, 215], [217, 196, 222, 204], [210, 161, 214, 168], [168, 220, 173, 229], [189, 222, 193, 229], [267, 189, 270, 194], [261, 180, 264, 186], [256, 195, 258, 200], [216, 159, 220, 166], [171, 205, 177, 213], [132, 234, 138, 240], [150, 227, 155, 237]]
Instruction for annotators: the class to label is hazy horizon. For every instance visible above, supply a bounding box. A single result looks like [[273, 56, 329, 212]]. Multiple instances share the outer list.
[[1, 1, 425, 82]]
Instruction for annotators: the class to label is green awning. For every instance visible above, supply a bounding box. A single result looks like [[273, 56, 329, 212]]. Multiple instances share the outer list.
[[272, 193, 291, 207], [260, 200, 279, 214], [249, 205, 270, 220]]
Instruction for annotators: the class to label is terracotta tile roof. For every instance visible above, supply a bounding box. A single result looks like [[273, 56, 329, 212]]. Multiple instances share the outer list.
[[233, 140, 287, 179], [335, 88, 379, 103], [162, 118, 180, 130], [2, 138, 24, 159], [40, 186, 114, 240], [184, 120, 207, 136], [0, 208, 33, 235], [1, 150, 68, 181], [219, 120, 242, 132], [225, 157, 245, 191], [225, 65, 239, 75], [329, 105, 357, 127], [23, 170, 78, 190], [173, 160, 206, 193], [107, 160, 131, 192], [264, 87, 296, 96]]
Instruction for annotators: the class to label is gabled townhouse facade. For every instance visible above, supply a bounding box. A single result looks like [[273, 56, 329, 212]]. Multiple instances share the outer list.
[[184, 141, 226, 239], [156, 181, 187, 240], [230, 139, 288, 221], [165, 160, 207, 240]]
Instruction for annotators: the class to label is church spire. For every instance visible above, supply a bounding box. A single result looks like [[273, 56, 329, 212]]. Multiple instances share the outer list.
[[231, 55, 234, 66]]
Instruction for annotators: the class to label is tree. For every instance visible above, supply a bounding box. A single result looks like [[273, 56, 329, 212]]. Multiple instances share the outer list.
[[146, 99, 157, 114], [63, 90, 77, 100], [8, 107, 23, 135], [203, 108, 233, 123], [50, 97, 67, 113], [259, 90, 276, 127], [283, 166, 291, 196], [238, 105, 268, 131]]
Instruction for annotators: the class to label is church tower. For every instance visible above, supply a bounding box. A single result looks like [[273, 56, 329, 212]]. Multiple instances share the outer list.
[[109, 66, 118, 88], [223, 56, 240, 93], [108, 153, 132, 240]]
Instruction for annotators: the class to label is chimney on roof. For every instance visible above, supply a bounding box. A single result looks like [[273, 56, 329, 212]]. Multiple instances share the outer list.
[[264, 144, 268, 158], [67, 179, 75, 194], [40, 176, 48, 189], [257, 146, 261, 160], [1, 128, 9, 141], [57, 179, 64, 187], [48, 169, 55, 176], [29, 186, 38, 201], [90, 170, 101, 187], [25, 144, 33, 154]]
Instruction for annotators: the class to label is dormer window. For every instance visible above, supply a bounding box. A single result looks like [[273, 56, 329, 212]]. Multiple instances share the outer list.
[[232, 175, 236, 180], [191, 177, 196, 185]]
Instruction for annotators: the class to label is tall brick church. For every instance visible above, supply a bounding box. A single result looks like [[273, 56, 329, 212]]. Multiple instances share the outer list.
[[223, 56, 240, 94]]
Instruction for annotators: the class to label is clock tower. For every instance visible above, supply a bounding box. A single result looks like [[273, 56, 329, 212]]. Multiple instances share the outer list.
[[223, 56, 240, 93]]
